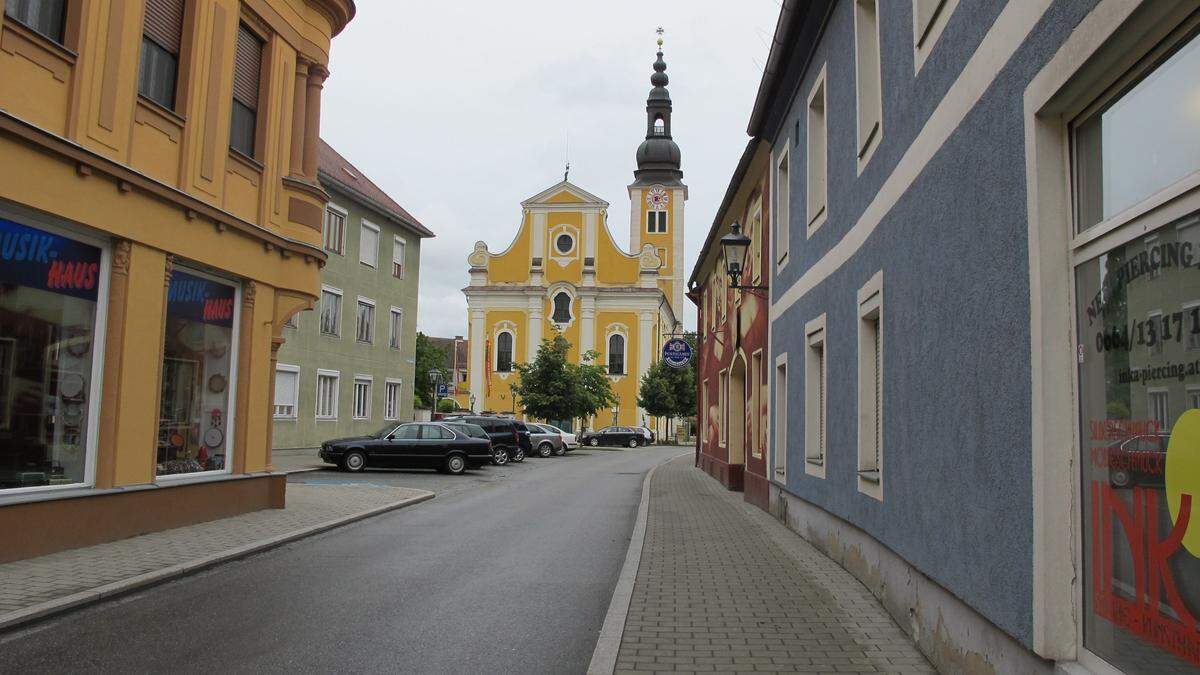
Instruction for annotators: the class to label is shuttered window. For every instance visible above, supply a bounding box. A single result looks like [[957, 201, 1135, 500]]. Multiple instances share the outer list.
[[138, 0, 184, 109], [229, 23, 262, 157], [5, 0, 66, 44]]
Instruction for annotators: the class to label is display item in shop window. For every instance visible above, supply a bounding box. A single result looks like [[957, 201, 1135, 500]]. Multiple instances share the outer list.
[[207, 373, 227, 394], [58, 372, 84, 400]]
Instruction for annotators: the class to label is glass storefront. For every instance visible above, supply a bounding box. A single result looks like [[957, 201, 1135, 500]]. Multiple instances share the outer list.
[[1075, 27, 1200, 673], [0, 217, 104, 491], [157, 268, 238, 477]]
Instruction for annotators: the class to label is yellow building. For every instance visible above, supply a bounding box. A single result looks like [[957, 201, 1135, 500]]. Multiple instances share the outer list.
[[463, 43, 685, 432], [0, 0, 354, 562]]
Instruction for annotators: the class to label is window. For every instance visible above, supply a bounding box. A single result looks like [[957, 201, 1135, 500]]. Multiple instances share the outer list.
[[353, 376, 371, 419], [315, 370, 339, 419], [854, 0, 883, 170], [4, 0, 66, 44], [389, 307, 403, 350], [229, 23, 262, 158], [1149, 390, 1170, 432], [804, 315, 827, 477], [355, 298, 374, 344], [555, 233, 574, 254], [806, 65, 828, 236], [158, 269, 238, 477], [323, 206, 346, 255], [701, 379, 709, 451], [551, 291, 572, 324], [857, 272, 883, 498], [647, 211, 668, 233], [608, 334, 626, 375], [319, 286, 341, 337], [273, 366, 299, 419], [283, 312, 299, 329], [496, 331, 513, 373], [913, 0, 957, 73], [384, 380, 401, 420], [719, 369, 728, 446], [1188, 386, 1200, 411], [774, 355, 788, 478], [775, 151, 790, 265], [1187, 301, 1200, 351], [138, 0, 185, 109], [1147, 310, 1164, 356], [392, 236, 406, 278], [752, 351, 764, 459], [359, 221, 379, 267], [0, 217, 105, 492]]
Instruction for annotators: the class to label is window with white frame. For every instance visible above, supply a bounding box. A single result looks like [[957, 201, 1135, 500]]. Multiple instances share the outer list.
[[804, 315, 827, 477], [496, 331, 514, 372], [775, 150, 790, 265], [857, 272, 883, 498], [356, 297, 374, 344], [323, 205, 346, 255], [854, 0, 883, 170], [1147, 310, 1164, 356], [719, 368, 728, 446], [320, 287, 342, 337], [359, 220, 380, 267], [1187, 301, 1200, 351], [774, 354, 788, 477], [807, 65, 828, 236], [701, 378, 709, 449], [913, 0, 957, 73], [752, 350, 764, 459], [392, 236, 406, 279], [353, 376, 371, 419], [647, 210, 668, 233], [273, 365, 299, 418], [1149, 389, 1170, 432], [384, 379, 401, 420], [389, 307, 403, 350], [1188, 386, 1200, 411], [315, 370, 339, 419], [608, 333, 626, 375]]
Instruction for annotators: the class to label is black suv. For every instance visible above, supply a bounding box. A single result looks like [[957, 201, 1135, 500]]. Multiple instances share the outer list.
[[445, 416, 529, 463]]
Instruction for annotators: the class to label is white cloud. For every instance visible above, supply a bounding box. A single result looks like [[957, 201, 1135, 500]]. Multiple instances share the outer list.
[[321, 0, 779, 338]]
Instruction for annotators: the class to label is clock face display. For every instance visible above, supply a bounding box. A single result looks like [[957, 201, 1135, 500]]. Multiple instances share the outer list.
[[646, 188, 669, 209]]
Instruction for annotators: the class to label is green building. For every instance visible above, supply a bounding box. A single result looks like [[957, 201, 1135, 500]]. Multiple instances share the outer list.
[[272, 140, 432, 449]]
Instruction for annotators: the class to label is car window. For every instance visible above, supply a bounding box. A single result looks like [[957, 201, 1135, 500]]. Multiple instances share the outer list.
[[394, 425, 421, 440], [431, 425, 455, 440], [528, 424, 546, 433], [461, 424, 488, 439]]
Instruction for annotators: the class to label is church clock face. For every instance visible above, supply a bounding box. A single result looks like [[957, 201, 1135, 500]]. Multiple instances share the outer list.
[[646, 188, 669, 210]]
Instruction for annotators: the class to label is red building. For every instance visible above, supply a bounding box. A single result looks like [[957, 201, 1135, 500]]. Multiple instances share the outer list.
[[689, 140, 771, 510]]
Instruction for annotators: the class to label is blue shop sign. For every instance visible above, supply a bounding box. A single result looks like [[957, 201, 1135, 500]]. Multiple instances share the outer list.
[[0, 217, 102, 301], [167, 270, 236, 328], [662, 338, 693, 368]]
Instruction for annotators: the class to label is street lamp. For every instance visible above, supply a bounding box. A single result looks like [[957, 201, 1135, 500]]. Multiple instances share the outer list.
[[428, 369, 443, 415], [719, 221, 768, 292], [469, 393, 477, 413]]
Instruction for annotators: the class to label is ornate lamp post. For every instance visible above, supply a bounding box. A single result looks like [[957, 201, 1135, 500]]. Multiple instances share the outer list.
[[428, 369, 443, 415], [719, 222, 769, 292]]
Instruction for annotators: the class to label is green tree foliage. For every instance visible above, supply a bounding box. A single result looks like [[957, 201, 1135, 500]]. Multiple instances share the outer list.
[[637, 333, 698, 441], [570, 349, 616, 428], [413, 332, 448, 408], [513, 332, 615, 429], [436, 398, 459, 413]]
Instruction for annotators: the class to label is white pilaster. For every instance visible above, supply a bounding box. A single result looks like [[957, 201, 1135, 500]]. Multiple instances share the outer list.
[[580, 295, 596, 356], [672, 188, 686, 315], [637, 310, 654, 424], [629, 189, 642, 253], [528, 296, 543, 358], [532, 211, 546, 260], [584, 210, 597, 261], [468, 308, 486, 411]]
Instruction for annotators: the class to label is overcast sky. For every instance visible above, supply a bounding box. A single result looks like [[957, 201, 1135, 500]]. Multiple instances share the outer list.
[[320, 1, 780, 338]]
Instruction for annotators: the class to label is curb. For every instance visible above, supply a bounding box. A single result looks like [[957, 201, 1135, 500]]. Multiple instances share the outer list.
[[0, 490, 434, 634], [586, 451, 690, 675]]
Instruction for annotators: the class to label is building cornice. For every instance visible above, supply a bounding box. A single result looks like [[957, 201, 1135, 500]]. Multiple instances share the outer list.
[[308, 0, 356, 37], [318, 170, 434, 238]]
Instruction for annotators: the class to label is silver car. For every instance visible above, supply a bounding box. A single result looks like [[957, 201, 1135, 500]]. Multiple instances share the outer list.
[[527, 423, 567, 457]]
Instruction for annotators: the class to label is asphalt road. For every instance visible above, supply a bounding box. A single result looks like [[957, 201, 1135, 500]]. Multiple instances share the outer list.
[[0, 446, 686, 674]]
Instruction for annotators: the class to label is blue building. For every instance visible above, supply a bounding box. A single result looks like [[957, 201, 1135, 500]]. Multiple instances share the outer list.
[[728, 1, 1200, 672]]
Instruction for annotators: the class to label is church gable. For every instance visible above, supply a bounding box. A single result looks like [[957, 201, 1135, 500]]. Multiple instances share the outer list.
[[521, 180, 609, 208]]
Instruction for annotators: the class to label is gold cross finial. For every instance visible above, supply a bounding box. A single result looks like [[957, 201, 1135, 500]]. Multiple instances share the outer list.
[[656, 26, 664, 47]]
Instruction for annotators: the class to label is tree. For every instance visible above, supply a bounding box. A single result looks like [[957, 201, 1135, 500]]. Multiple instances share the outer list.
[[413, 332, 448, 408], [570, 350, 616, 431], [436, 398, 459, 413], [637, 332, 698, 442], [512, 333, 577, 423]]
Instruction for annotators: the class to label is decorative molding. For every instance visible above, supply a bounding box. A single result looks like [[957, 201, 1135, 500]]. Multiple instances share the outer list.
[[468, 240, 490, 267], [243, 280, 257, 309], [112, 240, 132, 277], [163, 254, 175, 288]]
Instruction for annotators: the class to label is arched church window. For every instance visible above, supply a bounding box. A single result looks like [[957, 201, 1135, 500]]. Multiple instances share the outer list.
[[653, 116, 665, 135], [552, 292, 572, 324], [608, 334, 626, 375], [496, 331, 513, 372]]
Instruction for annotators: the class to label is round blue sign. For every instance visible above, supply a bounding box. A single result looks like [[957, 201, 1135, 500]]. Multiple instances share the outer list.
[[662, 338, 693, 368]]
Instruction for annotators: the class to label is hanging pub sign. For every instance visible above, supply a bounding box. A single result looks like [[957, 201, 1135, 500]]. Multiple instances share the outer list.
[[662, 337, 693, 368], [0, 217, 102, 301]]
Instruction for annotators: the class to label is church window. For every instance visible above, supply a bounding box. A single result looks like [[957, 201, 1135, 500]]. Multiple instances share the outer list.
[[647, 211, 668, 234], [496, 331, 513, 372], [608, 334, 626, 375], [552, 292, 572, 324], [555, 233, 574, 254], [653, 116, 665, 135]]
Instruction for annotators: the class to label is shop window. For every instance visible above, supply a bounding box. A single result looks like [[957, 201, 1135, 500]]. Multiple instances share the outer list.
[[854, 0, 883, 171], [806, 65, 828, 236], [315, 370, 338, 419], [804, 315, 827, 477], [0, 217, 104, 492], [157, 269, 238, 477], [138, 0, 185, 110], [319, 286, 341, 337], [273, 365, 298, 419], [352, 376, 370, 419], [389, 307, 403, 350], [355, 297, 374, 344], [496, 331, 513, 372], [857, 272, 883, 498], [323, 206, 346, 255], [608, 333, 625, 375], [384, 380, 401, 420], [359, 221, 379, 267], [392, 236, 406, 279], [229, 22, 262, 158], [4, 0, 66, 45]]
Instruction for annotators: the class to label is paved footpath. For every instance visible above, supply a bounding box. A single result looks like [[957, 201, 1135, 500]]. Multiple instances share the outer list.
[[615, 456, 934, 674], [0, 482, 430, 630]]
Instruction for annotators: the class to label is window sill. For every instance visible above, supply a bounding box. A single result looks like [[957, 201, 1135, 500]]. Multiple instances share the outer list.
[[228, 148, 264, 174], [274, 416, 298, 421], [136, 94, 186, 126], [2, 16, 76, 60], [857, 469, 881, 484], [805, 457, 824, 466], [316, 417, 337, 422]]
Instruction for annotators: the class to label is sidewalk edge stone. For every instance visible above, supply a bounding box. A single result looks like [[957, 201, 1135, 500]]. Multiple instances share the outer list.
[[0, 490, 434, 634], [587, 450, 691, 675]]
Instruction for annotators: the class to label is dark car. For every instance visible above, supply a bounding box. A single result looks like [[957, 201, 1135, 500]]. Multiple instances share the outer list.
[[1106, 433, 1169, 488], [443, 415, 527, 463], [319, 422, 492, 475], [580, 426, 644, 448], [444, 421, 509, 466]]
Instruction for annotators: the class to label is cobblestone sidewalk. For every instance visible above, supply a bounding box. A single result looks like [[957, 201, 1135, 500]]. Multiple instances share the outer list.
[[616, 456, 934, 674], [0, 483, 431, 629]]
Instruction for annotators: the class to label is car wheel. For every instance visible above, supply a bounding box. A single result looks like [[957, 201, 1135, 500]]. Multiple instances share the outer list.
[[342, 450, 366, 473], [538, 442, 553, 458], [628, 438, 639, 448], [589, 437, 599, 447], [554, 444, 567, 457], [512, 446, 526, 463], [1110, 469, 1131, 488], [492, 447, 509, 466], [445, 454, 467, 475]]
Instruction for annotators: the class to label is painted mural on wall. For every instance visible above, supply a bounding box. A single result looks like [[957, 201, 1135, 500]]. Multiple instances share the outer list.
[[1077, 213, 1200, 670]]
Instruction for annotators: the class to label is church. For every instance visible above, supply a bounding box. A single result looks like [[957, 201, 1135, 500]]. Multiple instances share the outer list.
[[462, 42, 686, 432]]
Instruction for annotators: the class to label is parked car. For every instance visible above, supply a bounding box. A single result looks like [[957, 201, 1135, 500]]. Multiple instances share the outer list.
[[319, 422, 493, 475], [634, 426, 656, 444], [580, 426, 644, 448], [443, 415, 527, 463], [443, 421, 508, 466], [542, 424, 579, 450], [1107, 433, 1169, 488], [526, 424, 567, 457]]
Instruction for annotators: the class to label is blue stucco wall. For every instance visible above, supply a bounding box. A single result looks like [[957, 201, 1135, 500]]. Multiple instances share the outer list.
[[767, 0, 1097, 648]]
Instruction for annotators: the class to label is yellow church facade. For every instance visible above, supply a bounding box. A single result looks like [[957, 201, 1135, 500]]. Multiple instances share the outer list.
[[463, 44, 686, 432]]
